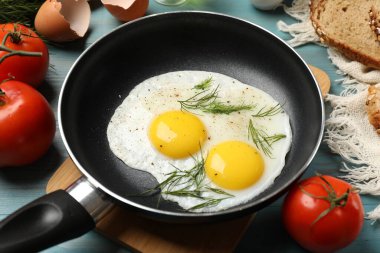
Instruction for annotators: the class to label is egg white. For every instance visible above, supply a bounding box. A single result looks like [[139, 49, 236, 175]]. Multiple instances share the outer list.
[[107, 71, 292, 212]]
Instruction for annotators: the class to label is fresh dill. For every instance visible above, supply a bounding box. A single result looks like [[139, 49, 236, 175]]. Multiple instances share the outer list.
[[179, 79, 253, 115], [251, 103, 283, 118], [0, 0, 44, 27], [187, 197, 231, 211], [179, 86, 218, 112], [248, 119, 286, 158], [193, 77, 213, 90], [144, 155, 234, 211], [203, 101, 253, 114]]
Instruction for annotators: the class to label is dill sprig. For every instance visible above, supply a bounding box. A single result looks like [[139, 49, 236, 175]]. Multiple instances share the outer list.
[[179, 80, 253, 115], [179, 86, 218, 112], [247, 103, 286, 157], [0, 0, 44, 27], [251, 103, 283, 118], [203, 101, 253, 114], [248, 119, 286, 158], [193, 77, 213, 90], [187, 197, 231, 211], [146, 155, 234, 211]]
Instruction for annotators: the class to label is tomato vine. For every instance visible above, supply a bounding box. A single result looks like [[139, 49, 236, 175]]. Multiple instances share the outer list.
[[299, 173, 354, 225], [0, 23, 49, 87], [0, 24, 42, 64]]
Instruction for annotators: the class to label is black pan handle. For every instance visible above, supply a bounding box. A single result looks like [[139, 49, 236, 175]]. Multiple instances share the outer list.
[[0, 177, 113, 252], [0, 190, 94, 252]]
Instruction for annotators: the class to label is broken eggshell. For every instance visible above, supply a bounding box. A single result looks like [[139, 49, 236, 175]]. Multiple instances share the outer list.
[[102, 0, 149, 22], [34, 0, 91, 42]]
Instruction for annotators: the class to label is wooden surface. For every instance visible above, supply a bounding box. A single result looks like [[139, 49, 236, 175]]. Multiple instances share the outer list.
[[46, 158, 254, 253], [308, 64, 331, 97], [1, 1, 380, 252]]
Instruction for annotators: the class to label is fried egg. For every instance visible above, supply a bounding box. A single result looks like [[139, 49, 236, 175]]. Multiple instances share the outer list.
[[107, 71, 292, 212]]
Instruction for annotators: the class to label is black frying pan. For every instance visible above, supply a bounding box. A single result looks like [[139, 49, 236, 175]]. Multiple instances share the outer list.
[[0, 11, 324, 252]]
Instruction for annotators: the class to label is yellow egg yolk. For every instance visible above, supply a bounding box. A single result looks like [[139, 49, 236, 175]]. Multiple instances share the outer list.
[[149, 111, 207, 159], [205, 141, 264, 190]]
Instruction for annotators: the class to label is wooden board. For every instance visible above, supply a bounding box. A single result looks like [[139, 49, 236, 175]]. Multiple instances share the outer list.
[[308, 64, 331, 98], [46, 158, 255, 253]]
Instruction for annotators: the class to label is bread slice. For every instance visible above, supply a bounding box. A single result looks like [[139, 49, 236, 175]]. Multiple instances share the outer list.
[[310, 0, 380, 69], [366, 85, 380, 134], [310, 0, 322, 23], [310, 0, 322, 14], [370, 6, 380, 42]]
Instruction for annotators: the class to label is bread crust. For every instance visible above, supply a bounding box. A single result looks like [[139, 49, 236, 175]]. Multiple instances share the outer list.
[[369, 6, 380, 41], [310, 0, 380, 70], [366, 85, 380, 134]]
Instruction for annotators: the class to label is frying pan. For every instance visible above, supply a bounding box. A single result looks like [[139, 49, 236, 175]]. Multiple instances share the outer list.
[[0, 11, 324, 252]]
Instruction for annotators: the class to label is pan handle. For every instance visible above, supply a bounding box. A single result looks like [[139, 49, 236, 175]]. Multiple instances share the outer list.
[[0, 177, 114, 252]]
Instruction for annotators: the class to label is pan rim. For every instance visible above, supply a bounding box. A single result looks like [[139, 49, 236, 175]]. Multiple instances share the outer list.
[[58, 10, 325, 219]]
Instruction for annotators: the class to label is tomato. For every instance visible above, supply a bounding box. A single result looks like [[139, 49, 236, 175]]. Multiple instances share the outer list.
[[0, 23, 49, 87], [282, 175, 364, 253], [0, 80, 55, 167]]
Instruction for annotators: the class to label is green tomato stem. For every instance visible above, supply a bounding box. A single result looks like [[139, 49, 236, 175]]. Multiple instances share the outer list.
[[0, 88, 5, 106], [0, 29, 42, 64], [299, 173, 352, 226]]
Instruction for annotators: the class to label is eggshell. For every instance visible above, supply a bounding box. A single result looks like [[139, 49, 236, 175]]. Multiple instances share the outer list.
[[34, 0, 91, 42], [102, 0, 149, 22]]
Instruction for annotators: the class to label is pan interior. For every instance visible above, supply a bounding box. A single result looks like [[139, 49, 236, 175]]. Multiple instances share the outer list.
[[60, 12, 323, 220]]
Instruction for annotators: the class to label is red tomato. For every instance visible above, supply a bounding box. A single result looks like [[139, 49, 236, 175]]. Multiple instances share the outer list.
[[0, 80, 55, 167], [282, 175, 364, 253], [0, 23, 49, 87]]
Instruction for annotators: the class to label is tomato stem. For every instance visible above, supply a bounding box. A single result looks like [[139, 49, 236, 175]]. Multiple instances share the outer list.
[[0, 89, 5, 106], [0, 28, 42, 64], [299, 173, 352, 225], [8, 24, 22, 44]]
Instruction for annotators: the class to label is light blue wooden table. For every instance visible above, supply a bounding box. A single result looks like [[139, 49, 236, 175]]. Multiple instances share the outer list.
[[1, 1, 379, 252]]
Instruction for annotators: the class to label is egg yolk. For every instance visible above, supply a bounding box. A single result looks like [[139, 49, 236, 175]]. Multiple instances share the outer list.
[[205, 141, 264, 190], [149, 111, 207, 158]]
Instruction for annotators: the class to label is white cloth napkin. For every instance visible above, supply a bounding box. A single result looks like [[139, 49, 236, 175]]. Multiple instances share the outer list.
[[278, 0, 380, 221]]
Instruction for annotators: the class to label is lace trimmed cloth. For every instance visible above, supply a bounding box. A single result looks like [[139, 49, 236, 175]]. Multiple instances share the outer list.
[[278, 0, 380, 221]]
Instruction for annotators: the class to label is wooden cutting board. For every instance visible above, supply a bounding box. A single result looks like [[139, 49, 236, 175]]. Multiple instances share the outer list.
[[46, 158, 255, 253]]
